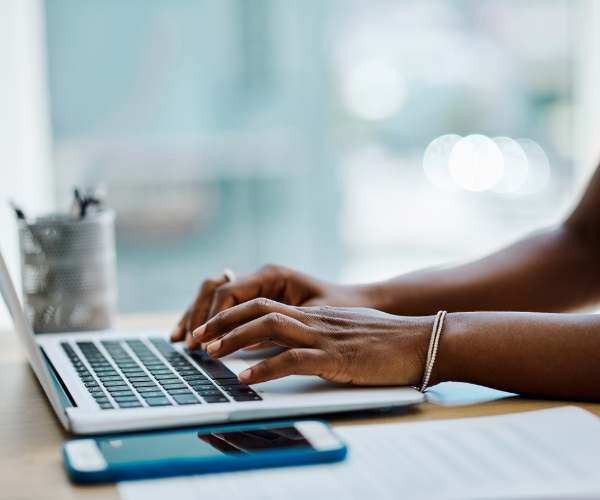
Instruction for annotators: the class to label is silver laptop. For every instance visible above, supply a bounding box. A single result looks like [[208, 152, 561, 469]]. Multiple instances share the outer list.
[[0, 247, 423, 435]]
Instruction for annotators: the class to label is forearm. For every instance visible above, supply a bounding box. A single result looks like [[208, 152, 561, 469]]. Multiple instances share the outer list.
[[432, 311, 600, 401], [357, 225, 600, 316]]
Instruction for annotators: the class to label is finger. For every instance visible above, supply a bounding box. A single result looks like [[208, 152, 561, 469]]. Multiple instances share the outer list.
[[185, 276, 227, 337], [185, 331, 201, 351], [205, 264, 297, 320], [205, 269, 275, 320], [238, 348, 327, 384], [193, 298, 306, 344], [242, 341, 277, 351], [170, 311, 189, 342], [206, 313, 312, 357]]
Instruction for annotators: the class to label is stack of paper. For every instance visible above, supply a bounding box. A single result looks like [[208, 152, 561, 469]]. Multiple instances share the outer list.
[[119, 407, 600, 500]]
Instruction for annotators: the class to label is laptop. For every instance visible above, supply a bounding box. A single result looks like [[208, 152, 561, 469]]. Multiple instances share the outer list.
[[0, 247, 424, 435]]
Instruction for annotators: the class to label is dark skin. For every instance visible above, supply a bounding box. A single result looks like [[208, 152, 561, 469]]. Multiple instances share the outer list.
[[172, 165, 600, 401]]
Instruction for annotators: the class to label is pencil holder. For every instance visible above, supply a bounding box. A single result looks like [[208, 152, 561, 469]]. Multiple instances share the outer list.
[[18, 210, 117, 333]]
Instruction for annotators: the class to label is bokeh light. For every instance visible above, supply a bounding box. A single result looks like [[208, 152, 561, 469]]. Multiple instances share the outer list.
[[342, 61, 407, 121], [448, 135, 504, 191], [423, 134, 550, 196], [490, 137, 528, 193], [423, 134, 462, 191], [515, 139, 550, 195]]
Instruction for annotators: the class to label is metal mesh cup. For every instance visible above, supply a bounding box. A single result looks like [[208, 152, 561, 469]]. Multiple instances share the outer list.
[[18, 210, 117, 333]]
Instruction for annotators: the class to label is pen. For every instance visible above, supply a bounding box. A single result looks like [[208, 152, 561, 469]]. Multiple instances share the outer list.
[[9, 201, 26, 220]]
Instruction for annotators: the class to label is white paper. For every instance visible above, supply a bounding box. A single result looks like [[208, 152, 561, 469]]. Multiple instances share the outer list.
[[118, 407, 600, 500]]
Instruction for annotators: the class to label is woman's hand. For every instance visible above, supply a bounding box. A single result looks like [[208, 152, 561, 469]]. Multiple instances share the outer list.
[[192, 298, 433, 386], [171, 264, 372, 350]]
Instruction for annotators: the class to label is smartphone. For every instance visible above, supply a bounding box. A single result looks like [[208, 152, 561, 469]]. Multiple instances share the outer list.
[[63, 420, 347, 483]]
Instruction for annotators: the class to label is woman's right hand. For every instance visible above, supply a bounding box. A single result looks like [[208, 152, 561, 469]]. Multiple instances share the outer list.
[[170, 264, 372, 350]]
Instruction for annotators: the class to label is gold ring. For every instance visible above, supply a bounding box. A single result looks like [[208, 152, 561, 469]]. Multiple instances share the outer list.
[[223, 268, 237, 283]]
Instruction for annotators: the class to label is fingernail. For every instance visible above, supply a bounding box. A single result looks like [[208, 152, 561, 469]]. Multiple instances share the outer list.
[[207, 339, 221, 355], [238, 369, 251, 383], [192, 324, 206, 341]]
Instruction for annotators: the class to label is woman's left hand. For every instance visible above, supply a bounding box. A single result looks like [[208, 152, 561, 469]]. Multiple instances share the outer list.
[[192, 298, 433, 386]]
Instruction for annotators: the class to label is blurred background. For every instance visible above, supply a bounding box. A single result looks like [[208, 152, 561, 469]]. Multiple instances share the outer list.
[[2, 0, 600, 329]]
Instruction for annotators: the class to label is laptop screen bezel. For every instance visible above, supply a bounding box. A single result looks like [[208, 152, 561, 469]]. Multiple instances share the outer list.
[[0, 245, 70, 429]]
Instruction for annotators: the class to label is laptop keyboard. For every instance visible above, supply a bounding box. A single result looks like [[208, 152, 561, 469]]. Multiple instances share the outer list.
[[60, 338, 262, 410]]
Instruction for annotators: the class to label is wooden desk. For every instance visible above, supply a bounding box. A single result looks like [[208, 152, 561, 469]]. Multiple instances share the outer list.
[[2, 312, 600, 500]]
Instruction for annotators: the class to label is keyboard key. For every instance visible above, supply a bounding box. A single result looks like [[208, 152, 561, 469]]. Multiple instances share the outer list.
[[215, 377, 241, 385], [103, 380, 127, 387], [124, 372, 147, 379], [173, 395, 200, 405], [84, 381, 99, 388], [166, 388, 193, 395], [88, 386, 104, 393], [149, 369, 173, 375], [203, 396, 230, 403], [145, 397, 172, 406], [118, 401, 143, 408], [80, 376, 96, 383], [161, 383, 187, 390], [183, 375, 209, 382], [117, 363, 139, 369], [226, 389, 259, 397], [89, 362, 111, 367], [232, 394, 262, 402], [139, 357, 160, 364], [222, 385, 250, 392], [191, 385, 216, 391], [94, 366, 118, 372], [172, 363, 194, 370], [131, 381, 158, 388], [144, 364, 166, 370], [99, 375, 124, 382], [140, 391, 165, 399], [187, 351, 236, 379], [109, 390, 135, 397], [196, 390, 223, 397], [91, 391, 108, 399], [95, 397, 111, 404], [136, 386, 161, 393], [99, 403, 114, 409], [113, 396, 140, 403], [178, 370, 201, 376], [187, 378, 214, 385], [106, 385, 133, 393], [154, 373, 179, 380], [128, 377, 153, 383]]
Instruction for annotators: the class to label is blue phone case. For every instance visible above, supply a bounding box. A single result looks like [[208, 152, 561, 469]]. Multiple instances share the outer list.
[[63, 420, 347, 484]]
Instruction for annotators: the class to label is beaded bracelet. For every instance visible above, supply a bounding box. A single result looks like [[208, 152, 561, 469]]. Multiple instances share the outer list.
[[418, 310, 447, 393]]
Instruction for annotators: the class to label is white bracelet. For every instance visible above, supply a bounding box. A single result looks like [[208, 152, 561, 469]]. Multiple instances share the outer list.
[[418, 310, 447, 393]]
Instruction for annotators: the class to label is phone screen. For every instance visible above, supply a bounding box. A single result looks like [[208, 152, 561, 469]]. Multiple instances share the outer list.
[[97, 426, 314, 465]]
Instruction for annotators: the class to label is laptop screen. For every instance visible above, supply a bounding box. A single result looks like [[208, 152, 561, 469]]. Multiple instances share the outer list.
[[0, 245, 69, 425]]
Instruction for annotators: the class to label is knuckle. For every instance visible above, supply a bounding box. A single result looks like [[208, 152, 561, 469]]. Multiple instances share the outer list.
[[264, 312, 286, 329], [211, 309, 228, 326], [260, 263, 287, 276], [212, 285, 230, 301], [252, 297, 275, 311], [286, 349, 303, 367], [200, 277, 221, 292]]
